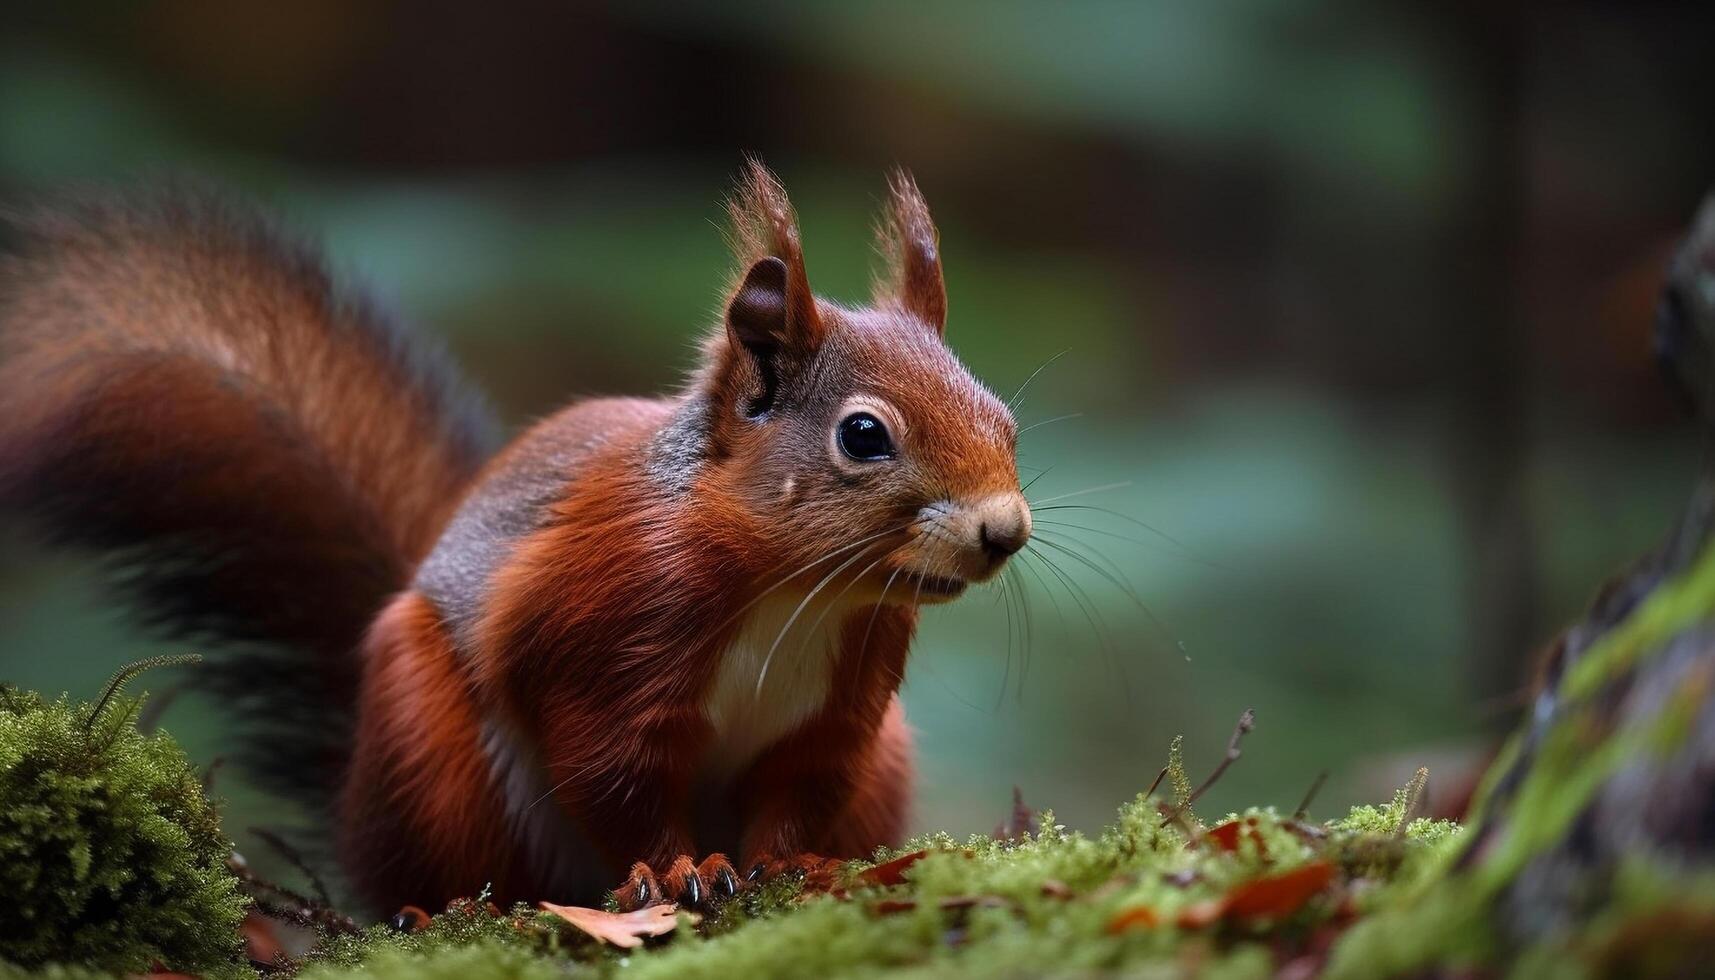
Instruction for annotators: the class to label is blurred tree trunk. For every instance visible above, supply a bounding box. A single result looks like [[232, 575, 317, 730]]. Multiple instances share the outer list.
[[1443, 2, 1540, 712], [1330, 191, 1715, 978]]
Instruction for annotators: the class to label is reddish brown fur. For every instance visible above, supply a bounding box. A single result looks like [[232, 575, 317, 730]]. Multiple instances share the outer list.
[[0, 189, 490, 809], [2, 166, 1022, 914], [340, 592, 530, 901]]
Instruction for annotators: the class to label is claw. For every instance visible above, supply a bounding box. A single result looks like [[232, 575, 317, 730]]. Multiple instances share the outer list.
[[747, 861, 769, 883], [388, 905, 429, 933], [682, 872, 703, 906], [617, 861, 661, 910], [715, 865, 738, 897]]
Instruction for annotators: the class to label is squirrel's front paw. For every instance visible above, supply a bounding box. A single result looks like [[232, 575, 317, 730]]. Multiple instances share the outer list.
[[615, 853, 739, 911]]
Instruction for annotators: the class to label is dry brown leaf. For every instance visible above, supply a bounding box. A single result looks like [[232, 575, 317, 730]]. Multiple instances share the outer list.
[[1222, 860, 1335, 921], [1106, 904, 1161, 933], [539, 901, 685, 949], [1202, 816, 1268, 856], [858, 849, 929, 886]]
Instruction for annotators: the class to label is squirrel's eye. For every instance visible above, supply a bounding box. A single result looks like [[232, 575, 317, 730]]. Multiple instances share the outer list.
[[837, 412, 895, 461]]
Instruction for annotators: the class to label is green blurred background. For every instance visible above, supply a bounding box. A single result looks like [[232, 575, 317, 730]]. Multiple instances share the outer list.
[[2, 1, 1713, 883]]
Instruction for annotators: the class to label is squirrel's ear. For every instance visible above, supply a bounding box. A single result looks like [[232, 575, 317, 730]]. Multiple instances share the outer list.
[[726, 256, 791, 356], [725, 160, 823, 354], [721, 256, 807, 416], [872, 169, 946, 336]]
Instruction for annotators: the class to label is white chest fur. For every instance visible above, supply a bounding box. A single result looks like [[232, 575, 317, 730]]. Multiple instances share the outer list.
[[700, 595, 850, 778]]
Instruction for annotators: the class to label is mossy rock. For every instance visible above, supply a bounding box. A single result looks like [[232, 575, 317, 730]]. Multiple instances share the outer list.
[[0, 679, 247, 976]]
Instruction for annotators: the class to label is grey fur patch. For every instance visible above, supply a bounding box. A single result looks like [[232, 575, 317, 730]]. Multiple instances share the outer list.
[[645, 395, 711, 494], [480, 717, 607, 897], [413, 418, 596, 656]]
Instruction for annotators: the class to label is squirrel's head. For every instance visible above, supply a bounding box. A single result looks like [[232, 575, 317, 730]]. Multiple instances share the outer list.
[[695, 161, 1027, 606]]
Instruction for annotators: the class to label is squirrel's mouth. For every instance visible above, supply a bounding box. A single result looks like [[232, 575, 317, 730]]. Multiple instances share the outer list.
[[900, 571, 968, 602]]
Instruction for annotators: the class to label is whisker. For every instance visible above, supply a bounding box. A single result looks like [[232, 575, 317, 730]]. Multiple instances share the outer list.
[[856, 565, 908, 676], [1016, 550, 1068, 637], [1016, 412, 1083, 436], [1006, 348, 1070, 412], [1027, 481, 1132, 507], [795, 551, 895, 656], [1030, 534, 1177, 660], [718, 518, 930, 637], [523, 756, 608, 813], [1027, 543, 1133, 709], [995, 565, 1016, 711], [1020, 467, 1053, 495], [754, 539, 893, 698], [1034, 528, 1136, 592], [908, 551, 984, 711], [1028, 504, 1214, 567], [1030, 518, 1216, 569], [1007, 562, 1035, 706]]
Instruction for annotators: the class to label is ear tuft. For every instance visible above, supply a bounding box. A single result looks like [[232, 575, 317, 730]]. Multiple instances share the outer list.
[[725, 158, 820, 349], [872, 168, 947, 335]]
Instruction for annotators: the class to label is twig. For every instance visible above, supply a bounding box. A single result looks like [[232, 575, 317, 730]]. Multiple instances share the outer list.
[[994, 786, 1038, 841], [251, 826, 336, 909], [1144, 765, 1169, 800], [1293, 770, 1330, 821], [1160, 708, 1255, 825], [226, 851, 361, 936]]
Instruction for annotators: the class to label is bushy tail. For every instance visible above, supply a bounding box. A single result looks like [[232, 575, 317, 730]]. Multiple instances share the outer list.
[[0, 186, 497, 813]]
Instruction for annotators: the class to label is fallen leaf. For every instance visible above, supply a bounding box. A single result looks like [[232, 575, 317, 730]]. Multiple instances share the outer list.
[[1223, 861, 1335, 921], [859, 849, 929, 886], [1107, 905, 1161, 933], [1202, 816, 1269, 856], [802, 856, 847, 894], [1204, 820, 1244, 851], [540, 901, 685, 949], [242, 911, 287, 964]]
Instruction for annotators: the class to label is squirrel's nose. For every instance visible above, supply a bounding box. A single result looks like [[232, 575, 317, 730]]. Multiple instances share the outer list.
[[978, 498, 1031, 563]]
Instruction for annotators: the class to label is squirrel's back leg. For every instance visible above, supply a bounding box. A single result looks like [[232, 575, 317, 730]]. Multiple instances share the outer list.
[[339, 592, 530, 911]]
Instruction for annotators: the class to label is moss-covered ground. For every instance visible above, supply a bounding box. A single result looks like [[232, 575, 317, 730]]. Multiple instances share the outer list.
[[14, 526, 1715, 976], [290, 785, 1458, 980], [0, 659, 1466, 978]]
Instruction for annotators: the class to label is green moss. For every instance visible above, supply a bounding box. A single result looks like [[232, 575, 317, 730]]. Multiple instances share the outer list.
[[301, 898, 586, 973], [0, 681, 247, 976], [298, 939, 584, 980], [291, 789, 1458, 980], [0, 679, 1479, 979]]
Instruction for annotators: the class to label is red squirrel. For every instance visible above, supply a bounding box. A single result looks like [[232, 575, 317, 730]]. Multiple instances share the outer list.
[[0, 162, 1029, 913]]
